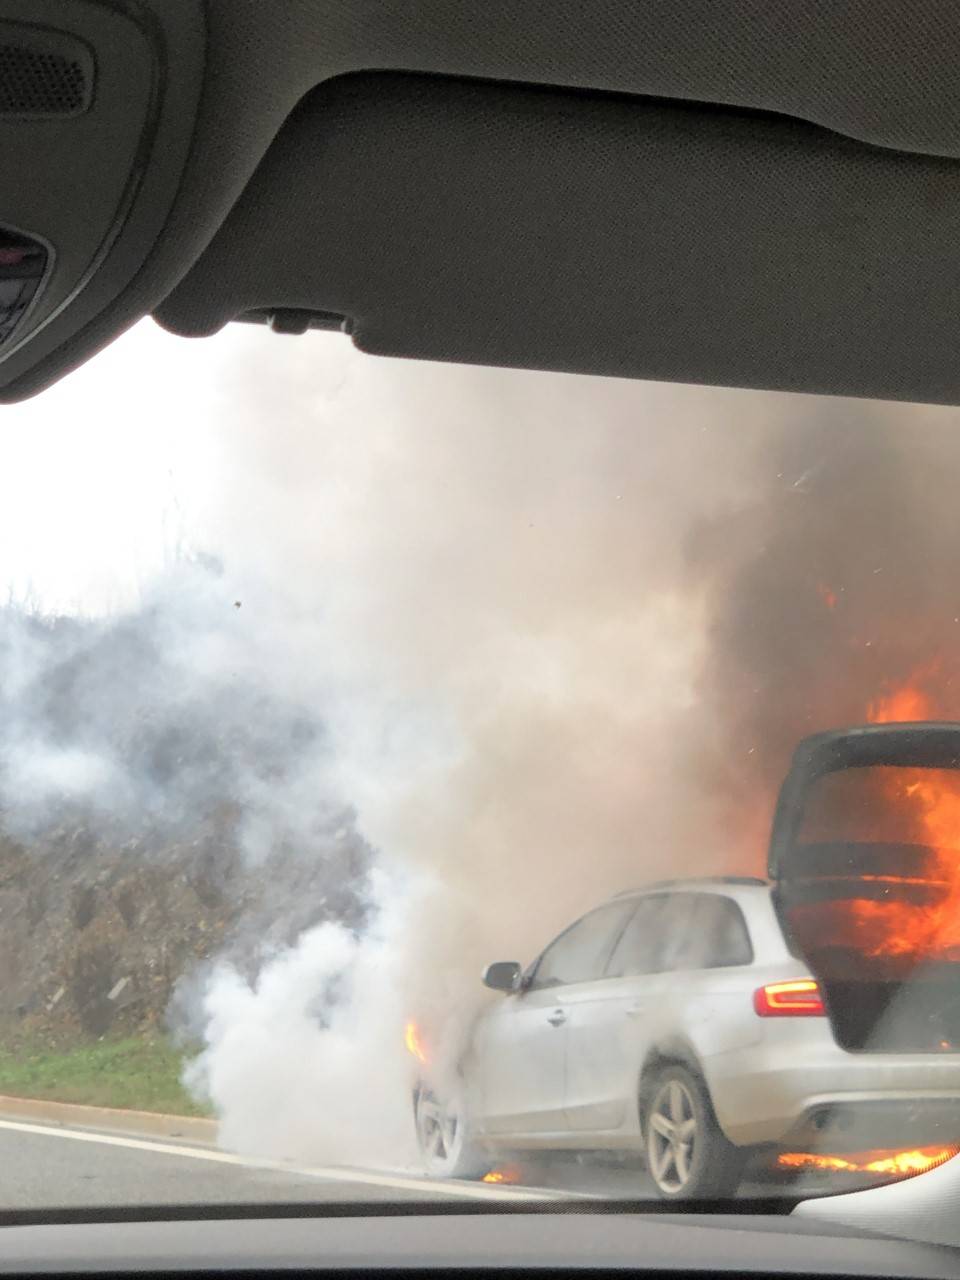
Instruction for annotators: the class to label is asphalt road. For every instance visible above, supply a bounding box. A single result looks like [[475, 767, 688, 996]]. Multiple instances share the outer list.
[[0, 1119, 824, 1211], [0, 1121, 558, 1210]]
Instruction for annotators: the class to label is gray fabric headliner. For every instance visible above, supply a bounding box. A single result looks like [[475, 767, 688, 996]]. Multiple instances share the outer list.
[[157, 72, 960, 404], [10, 0, 960, 400]]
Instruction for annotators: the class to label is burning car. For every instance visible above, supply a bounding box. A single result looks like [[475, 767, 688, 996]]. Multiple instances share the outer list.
[[409, 722, 960, 1199]]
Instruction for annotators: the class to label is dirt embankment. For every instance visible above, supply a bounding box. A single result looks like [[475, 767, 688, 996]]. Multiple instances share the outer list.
[[0, 566, 378, 1056], [0, 811, 371, 1052]]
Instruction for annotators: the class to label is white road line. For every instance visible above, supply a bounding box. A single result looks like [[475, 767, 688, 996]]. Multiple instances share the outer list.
[[0, 1118, 562, 1202]]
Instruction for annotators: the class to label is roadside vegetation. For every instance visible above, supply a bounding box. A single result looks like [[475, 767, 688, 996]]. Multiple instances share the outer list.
[[0, 1036, 210, 1116]]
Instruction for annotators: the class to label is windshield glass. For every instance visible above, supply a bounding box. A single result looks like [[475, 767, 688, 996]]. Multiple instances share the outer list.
[[1, 320, 959, 1211]]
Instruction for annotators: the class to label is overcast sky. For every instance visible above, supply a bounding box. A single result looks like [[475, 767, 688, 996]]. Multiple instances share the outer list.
[[9, 317, 960, 628], [0, 320, 244, 612], [0, 318, 742, 617]]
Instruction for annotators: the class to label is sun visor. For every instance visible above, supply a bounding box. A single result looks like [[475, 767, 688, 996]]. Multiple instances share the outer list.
[[157, 71, 960, 405]]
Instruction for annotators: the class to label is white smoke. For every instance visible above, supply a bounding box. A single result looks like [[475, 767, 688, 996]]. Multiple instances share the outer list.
[[184, 872, 417, 1166], [169, 331, 960, 1167], [7, 745, 120, 807], [162, 330, 797, 1165], [10, 318, 960, 1169]]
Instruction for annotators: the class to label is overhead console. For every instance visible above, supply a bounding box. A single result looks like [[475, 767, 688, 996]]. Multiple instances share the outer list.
[[0, 0, 203, 398]]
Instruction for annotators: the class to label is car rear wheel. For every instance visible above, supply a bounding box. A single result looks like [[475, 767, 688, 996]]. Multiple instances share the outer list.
[[641, 1065, 746, 1200], [414, 1087, 486, 1179]]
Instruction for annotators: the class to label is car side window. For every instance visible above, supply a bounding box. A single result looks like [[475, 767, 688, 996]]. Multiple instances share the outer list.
[[604, 897, 667, 976], [658, 894, 754, 970], [527, 902, 633, 990], [661, 893, 756, 970], [691, 895, 753, 968], [656, 894, 703, 971], [606, 893, 754, 975]]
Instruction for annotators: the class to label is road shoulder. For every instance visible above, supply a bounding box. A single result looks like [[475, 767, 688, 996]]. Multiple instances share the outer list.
[[0, 1092, 216, 1145]]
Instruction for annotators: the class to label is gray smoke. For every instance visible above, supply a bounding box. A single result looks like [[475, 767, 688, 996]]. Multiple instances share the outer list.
[[690, 401, 960, 861], [5, 318, 960, 1166], [0, 554, 374, 1043]]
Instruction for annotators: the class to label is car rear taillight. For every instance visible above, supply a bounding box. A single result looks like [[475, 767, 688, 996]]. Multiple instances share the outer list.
[[753, 978, 825, 1017]]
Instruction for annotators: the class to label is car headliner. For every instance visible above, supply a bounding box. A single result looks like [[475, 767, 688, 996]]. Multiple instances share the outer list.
[[1, 0, 959, 404]]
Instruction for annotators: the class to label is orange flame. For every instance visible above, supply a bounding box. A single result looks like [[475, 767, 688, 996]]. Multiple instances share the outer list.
[[482, 1165, 522, 1184], [404, 1020, 428, 1064], [778, 1146, 956, 1177], [861, 674, 960, 958], [868, 680, 936, 725]]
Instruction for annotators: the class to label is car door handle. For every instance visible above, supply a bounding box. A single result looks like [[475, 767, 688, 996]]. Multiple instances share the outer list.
[[547, 1010, 567, 1027]]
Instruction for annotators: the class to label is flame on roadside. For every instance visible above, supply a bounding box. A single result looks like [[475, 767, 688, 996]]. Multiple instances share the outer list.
[[778, 1146, 957, 1177], [482, 1166, 522, 1184], [404, 1020, 428, 1065]]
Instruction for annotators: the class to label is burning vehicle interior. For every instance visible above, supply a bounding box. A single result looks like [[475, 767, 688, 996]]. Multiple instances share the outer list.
[[773, 723, 960, 1057]]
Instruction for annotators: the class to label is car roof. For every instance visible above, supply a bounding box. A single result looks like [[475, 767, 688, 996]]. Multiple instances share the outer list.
[[612, 876, 771, 900]]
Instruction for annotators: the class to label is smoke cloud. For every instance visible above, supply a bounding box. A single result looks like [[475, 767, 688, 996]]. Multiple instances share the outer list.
[[692, 402, 960, 859], [173, 335, 960, 1167], [6, 322, 960, 1167]]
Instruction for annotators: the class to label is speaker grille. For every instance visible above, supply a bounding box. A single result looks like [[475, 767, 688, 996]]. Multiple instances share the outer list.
[[0, 42, 89, 116]]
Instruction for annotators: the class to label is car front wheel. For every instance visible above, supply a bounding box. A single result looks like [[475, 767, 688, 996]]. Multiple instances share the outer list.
[[641, 1065, 746, 1200], [414, 1087, 487, 1179]]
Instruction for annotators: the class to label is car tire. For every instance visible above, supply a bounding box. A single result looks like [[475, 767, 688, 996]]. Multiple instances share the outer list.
[[414, 1086, 487, 1179], [640, 1064, 747, 1200]]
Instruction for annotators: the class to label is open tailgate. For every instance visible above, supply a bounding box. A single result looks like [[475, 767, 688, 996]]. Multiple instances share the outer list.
[[770, 723, 960, 1052]]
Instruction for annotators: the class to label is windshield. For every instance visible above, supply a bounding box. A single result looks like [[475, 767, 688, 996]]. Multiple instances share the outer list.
[[1, 321, 960, 1212]]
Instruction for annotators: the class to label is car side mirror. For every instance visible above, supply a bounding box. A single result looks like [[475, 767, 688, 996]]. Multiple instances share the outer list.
[[482, 960, 521, 992]]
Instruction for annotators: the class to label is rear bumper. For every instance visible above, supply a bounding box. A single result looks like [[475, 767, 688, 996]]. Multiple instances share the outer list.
[[705, 1028, 960, 1148], [781, 1095, 960, 1149]]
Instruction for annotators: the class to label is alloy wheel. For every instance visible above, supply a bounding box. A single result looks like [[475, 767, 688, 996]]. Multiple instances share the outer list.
[[646, 1077, 699, 1194], [416, 1091, 463, 1172]]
